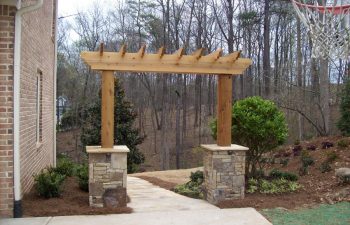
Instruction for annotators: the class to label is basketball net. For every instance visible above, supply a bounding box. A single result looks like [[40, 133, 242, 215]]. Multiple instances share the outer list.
[[291, 0, 350, 59]]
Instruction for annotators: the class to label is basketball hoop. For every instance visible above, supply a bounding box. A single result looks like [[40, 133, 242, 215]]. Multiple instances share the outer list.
[[291, 0, 350, 59]]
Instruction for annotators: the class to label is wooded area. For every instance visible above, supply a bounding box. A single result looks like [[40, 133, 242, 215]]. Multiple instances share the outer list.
[[57, 0, 350, 170]]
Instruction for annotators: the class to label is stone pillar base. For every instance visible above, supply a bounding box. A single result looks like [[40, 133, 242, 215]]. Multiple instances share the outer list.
[[87, 146, 129, 208], [201, 144, 249, 205]]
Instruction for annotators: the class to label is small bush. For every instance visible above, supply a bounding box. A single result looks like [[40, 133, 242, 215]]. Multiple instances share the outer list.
[[248, 178, 301, 194], [210, 96, 288, 177], [293, 145, 302, 156], [322, 141, 334, 149], [190, 170, 204, 184], [34, 169, 66, 198], [247, 178, 259, 193], [269, 169, 298, 181], [318, 151, 338, 173], [55, 155, 75, 177], [298, 150, 314, 176], [337, 139, 349, 148], [326, 151, 338, 162], [174, 171, 204, 199], [301, 150, 315, 167], [76, 164, 89, 192], [319, 161, 332, 173]]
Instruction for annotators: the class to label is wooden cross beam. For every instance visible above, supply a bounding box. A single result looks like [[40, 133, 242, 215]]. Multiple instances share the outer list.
[[80, 45, 252, 148], [81, 46, 251, 75]]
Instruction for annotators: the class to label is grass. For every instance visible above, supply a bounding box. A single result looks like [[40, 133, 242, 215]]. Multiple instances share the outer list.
[[261, 202, 350, 225]]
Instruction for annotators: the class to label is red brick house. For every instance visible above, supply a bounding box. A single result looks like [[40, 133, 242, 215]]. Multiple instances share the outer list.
[[0, 0, 57, 218]]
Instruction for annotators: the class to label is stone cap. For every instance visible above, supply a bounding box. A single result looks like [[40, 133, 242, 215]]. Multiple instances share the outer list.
[[201, 144, 249, 151], [86, 145, 130, 153]]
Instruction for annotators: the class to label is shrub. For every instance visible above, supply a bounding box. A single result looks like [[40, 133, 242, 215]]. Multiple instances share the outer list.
[[337, 79, 350, 136], [319, 151, 338, 173], [34, 169, 66, 198], [81, 78, 145, 173], [337, 139, 349, 148], [174, 170, 204, 199], [174, 182, 203, 199], [293, 145, 303, 156], [59, 109, 78, 131], [299, 150, 314, 176], [269, 169, 298, 181], [247, 178, 259, 193], [326, 151, 338, 162], [248, 178, 301, 194], [322, 141, 334, 149], [190, 170, 204, 184], [55, 155, 75, 177], [76, 164, 89, 192], [319, 161, 331, 173], [261, 179, 301, 194], [210, 96, 288, 177]]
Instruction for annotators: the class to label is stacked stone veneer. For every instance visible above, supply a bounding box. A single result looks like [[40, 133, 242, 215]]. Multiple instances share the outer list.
[[201, 144, 248, 205], [87, 146, 129, 208]]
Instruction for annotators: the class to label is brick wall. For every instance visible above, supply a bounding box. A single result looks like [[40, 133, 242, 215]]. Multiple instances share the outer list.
[[0, 5, 16, 218], [0, 0, 56, 217], [20, 0, 56, 195]]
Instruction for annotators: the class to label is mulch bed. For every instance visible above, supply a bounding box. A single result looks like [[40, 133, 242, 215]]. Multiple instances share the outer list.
[[23, 177, 132, 217], [137, 136, 350, 210]]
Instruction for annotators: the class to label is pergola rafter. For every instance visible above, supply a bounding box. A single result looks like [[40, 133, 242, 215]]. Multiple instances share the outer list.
[[81, 45, 252, 75], [80, 44, 252, 148]]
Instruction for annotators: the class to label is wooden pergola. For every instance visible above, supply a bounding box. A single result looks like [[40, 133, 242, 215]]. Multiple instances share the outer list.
[[81, 44, 252, 149]]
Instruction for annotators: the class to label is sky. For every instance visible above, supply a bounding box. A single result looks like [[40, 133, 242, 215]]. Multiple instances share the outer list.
[[58, 0, 115, 17]]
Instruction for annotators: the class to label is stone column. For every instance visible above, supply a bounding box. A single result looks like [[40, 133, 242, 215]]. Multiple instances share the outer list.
[[87, 146, 129, 208], [201, 144, 248, 205]]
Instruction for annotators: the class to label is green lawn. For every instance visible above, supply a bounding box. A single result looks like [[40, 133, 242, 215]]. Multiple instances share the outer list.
[[261, 202, 350, 225]]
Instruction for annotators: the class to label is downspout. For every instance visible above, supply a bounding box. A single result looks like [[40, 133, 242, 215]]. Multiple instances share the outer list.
[[53, 0, 58, 167], [13, 0, 43, 218]]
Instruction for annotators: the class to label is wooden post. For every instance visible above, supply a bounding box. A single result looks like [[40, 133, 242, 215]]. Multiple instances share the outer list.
[[217, 75, 232, 146], [101, 71, 115, 148]]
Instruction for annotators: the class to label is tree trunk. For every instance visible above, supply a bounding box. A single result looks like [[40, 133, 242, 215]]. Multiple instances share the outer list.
[[263, 0, 271, 98]]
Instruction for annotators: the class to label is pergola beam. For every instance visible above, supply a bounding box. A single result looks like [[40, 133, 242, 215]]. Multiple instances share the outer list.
[[81, 48, 251, 75]]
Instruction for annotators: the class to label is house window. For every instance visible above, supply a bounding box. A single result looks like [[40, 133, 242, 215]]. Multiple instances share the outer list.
[[36, 71, 43, 144], [51, 0, 57, 42]]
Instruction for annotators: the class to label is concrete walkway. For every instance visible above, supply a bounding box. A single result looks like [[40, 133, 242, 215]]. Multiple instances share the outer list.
[[127, 176, 217, 213], [0, 176, 272, 225]]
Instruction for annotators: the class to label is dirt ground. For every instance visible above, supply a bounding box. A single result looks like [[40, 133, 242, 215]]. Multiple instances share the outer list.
[[134, 136, 350, 210], [23, 177, 132, 217], [131, 167, 203, 184]]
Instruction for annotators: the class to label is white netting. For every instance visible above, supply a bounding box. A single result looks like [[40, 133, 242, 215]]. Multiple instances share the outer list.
[[291, 0, 350, 59]]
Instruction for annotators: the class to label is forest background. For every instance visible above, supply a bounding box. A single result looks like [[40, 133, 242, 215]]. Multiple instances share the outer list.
[[56, 0, 350, 171]]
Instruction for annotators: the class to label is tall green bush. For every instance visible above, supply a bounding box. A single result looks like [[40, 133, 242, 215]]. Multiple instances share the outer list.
[[34, 169, 66, 198], [80, 78, 145, 173], [210, 96, 288, 177], [337, 79, 350, 136], [76, 164, 89, 192], [55, 154, 75, 177]]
